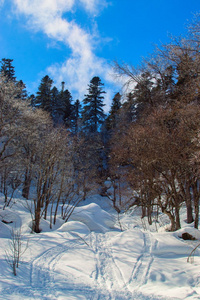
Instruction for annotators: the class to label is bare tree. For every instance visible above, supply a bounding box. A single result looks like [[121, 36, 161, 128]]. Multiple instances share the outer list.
[[30, 127, 69, 233], [5, 227, 28, 276], [20, 108, 52, 200], [111, 104, 200, 230], [0, 75, 31, 205]]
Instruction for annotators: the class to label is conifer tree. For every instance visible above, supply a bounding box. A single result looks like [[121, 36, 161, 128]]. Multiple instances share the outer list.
[[15, 80, 28, 100], [51, 86, 60, 123], [29, 94, 36, 107], [0, 58, 16, 82], [71, 99, 81, 134], [121, 92, 137, 123], [82, 76, 106, 133], [106, 92, 121, 130], [35, 75, 53, 113], [59, 89, 73, 127]]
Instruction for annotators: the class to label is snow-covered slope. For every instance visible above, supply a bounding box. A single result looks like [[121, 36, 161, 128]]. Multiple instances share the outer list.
[[0, 193, 200, 300]]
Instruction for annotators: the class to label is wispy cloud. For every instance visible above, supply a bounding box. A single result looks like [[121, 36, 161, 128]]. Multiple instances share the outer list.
[[11, 0, 117, 108], [79, 0, 109, 15]]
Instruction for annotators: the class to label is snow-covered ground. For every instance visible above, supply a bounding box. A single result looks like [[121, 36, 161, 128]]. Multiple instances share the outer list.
[[0, 192, 200, 300]]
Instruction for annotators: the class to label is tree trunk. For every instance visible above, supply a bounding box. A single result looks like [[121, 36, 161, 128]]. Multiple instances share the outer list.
[[54, 175, 64, 225], [54, 199, 60, 225], [161, 207, 176, 231], [50, 202, 54, 229], [34, 201, 41, 233], [22, 167, 32, 199], [175, 205, 181, 230], [186, 204, 193, 224], [147, 205, 152, 225], [192, 182, 199, 229], [141, 204, 147, 218], [185, 180, 193, 224]]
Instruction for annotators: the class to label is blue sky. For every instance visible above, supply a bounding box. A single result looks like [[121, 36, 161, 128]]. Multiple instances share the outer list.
[[0, 0, 199, 109]]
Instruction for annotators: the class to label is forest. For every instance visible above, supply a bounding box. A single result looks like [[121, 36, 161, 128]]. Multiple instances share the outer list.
[[1, 15, 200, 234]]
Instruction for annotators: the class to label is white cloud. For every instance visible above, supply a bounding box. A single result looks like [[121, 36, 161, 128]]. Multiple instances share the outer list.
[[79, 0, 109, 15], [13, 0, 75, 17], [48, 52, 107, 93], [12, 0, 118, 108]]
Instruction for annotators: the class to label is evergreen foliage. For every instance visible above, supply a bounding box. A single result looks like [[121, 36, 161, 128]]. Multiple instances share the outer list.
[[71, 99, 81, 134], [0, 58, 16, 82], [50, 86, 60, 123], [106, 92, 121, 130], [59, 89, 73, 127], [29, 94, 36, 107], [15, 80, 28, 100], [82, 76, 106, 133], [35, 75, 53, 113], [34, 76, 74, 127]]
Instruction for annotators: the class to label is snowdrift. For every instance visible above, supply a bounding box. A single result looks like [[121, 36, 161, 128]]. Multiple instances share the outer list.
[[68, 203, 116, 233], [58, 221, 90, 235]]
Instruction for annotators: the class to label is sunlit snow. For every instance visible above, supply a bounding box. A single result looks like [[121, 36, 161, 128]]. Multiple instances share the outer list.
[[0, 192, 200, 299]]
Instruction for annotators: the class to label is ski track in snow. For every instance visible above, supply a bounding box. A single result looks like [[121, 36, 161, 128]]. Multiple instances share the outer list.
[[30, 242, 66, 288], [30, 238, 77, 298], [89, 231, 171, 300], [89, 231, 132, 299], [27, 230, 176, 300], [29, 232, 133, 300], [1, 230, 178, 300], [128, 231, 158, 288]]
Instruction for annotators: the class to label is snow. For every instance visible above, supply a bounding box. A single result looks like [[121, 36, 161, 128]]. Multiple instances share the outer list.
[[69, 203, 116, 233], [0, 193, 200, 299], [58, 221, 91, 235]]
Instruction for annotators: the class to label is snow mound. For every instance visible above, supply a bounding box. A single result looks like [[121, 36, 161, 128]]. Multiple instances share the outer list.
[[175, 227, 200, 240], [0, 221, 12, 238], [0, 208, 21, 228], [69, 203, 116, 233], [58, 221, 90, 235], [153, 232, 199, 257]]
